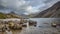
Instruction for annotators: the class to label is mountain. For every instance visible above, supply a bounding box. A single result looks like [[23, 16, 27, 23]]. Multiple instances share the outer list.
[[33, 1, 60, 18], [0, 12, 24, 19]]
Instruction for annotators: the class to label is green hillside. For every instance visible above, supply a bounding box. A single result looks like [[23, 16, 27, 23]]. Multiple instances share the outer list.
[[0, 12, 23, 19], [0, 13, 7, 19]]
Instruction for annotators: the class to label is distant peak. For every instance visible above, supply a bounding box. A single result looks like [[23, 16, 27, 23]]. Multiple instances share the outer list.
[[10, 11, 16, 14]]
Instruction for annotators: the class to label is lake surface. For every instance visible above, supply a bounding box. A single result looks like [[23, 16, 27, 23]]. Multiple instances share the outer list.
[[20, 18, 60, 34]]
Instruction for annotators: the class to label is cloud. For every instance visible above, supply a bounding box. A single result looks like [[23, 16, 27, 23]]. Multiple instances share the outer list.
[[0, 0, 60, 15], [24, 0, 60, 15], [0, 0, 26, 10], [0, 0, 34, 14], [0, 0, 39, 15]]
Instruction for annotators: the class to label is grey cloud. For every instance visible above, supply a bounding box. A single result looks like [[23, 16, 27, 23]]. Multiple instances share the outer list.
[[0, 0, 29, 14], [0, 0, 60, 15]]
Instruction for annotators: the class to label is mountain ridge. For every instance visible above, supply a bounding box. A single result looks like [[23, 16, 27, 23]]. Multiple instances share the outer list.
[[0, 12, 24, 19], [33, 1, 60, 18]]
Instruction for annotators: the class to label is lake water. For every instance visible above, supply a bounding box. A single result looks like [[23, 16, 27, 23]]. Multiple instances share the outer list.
[[29, 18, 60, 27]]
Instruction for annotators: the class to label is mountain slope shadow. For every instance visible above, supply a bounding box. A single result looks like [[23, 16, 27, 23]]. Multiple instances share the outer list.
[[34, 1, 60, 18]]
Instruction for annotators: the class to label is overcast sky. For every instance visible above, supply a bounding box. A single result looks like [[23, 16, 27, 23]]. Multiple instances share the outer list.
[[0, 0, 60, 15]]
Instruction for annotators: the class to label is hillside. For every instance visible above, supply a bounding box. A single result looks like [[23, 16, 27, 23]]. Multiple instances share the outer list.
[[34, 1, 60, 18], [0, 12, 23, 19]]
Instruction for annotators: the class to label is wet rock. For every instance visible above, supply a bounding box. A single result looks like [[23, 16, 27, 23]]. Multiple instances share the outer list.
[[22, 24, 27, 27]]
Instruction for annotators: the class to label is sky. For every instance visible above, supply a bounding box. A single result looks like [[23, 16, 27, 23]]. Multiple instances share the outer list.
[[0, 0, 60, 15]]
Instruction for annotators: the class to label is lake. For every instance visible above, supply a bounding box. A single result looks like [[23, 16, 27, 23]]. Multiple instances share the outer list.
[[0, 18, 60, 34]]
